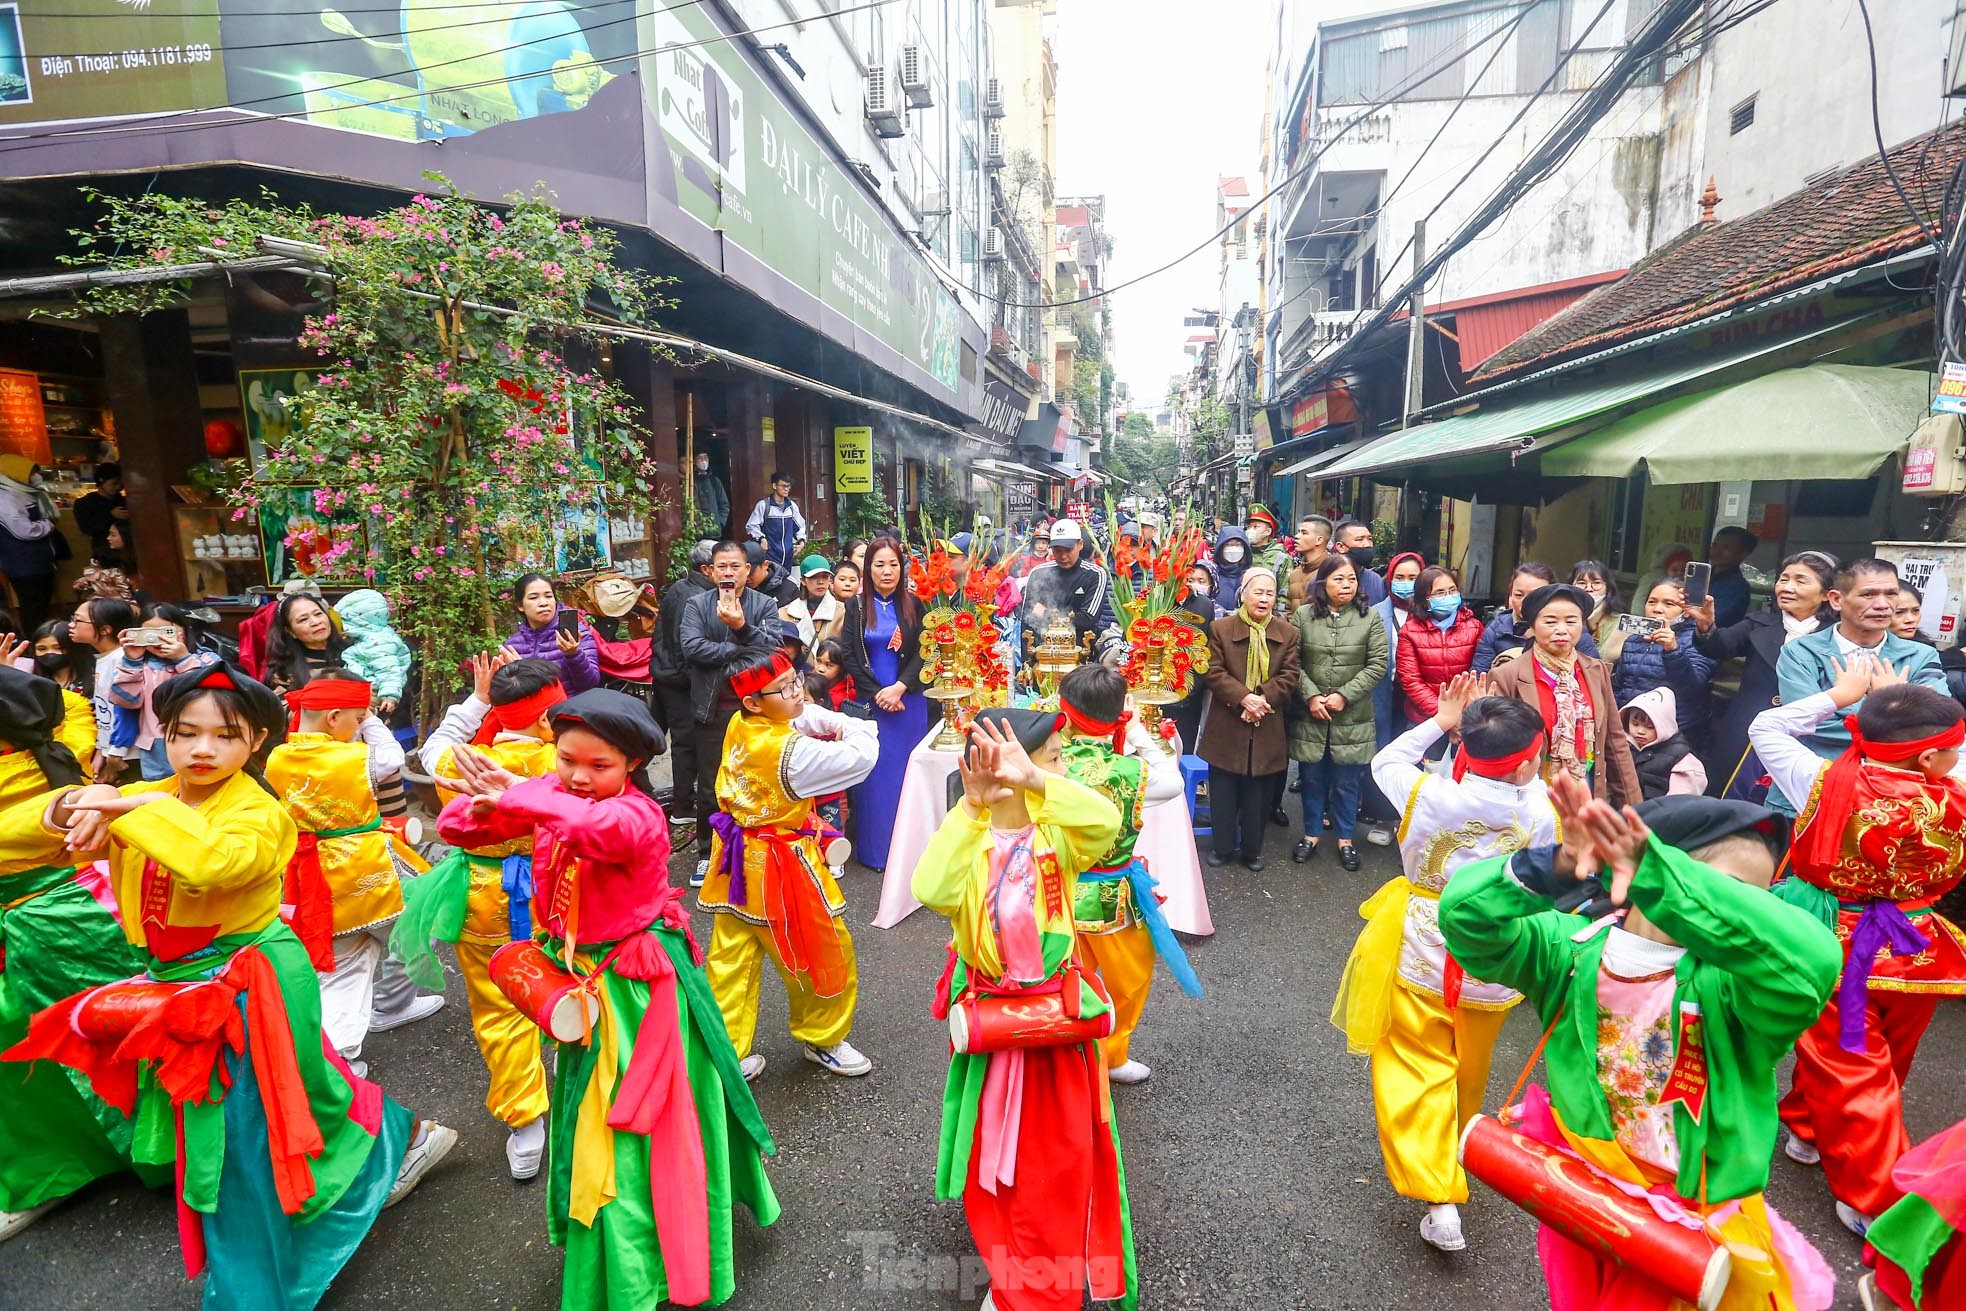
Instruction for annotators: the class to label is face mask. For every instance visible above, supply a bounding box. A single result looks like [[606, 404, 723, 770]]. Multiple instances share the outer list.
[[33, 652, 67, 675], [1189, 577, 1212, 597], [695, 459, 709, 472], [1345, 546, 1376, 571], [1390, 579, 1415, 600], [1428, 593, 1462, 618], [1246, 525, 1269, 545], [1221, 543, 1245, 564]]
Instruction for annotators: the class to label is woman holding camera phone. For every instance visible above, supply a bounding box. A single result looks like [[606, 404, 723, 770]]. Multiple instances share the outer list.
[[108, 603, 220, 780], [499, 572, 600, 695], [1609, 579, 1715, 747]]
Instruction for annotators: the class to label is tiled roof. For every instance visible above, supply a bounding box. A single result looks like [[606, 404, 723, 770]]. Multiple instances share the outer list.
[[1472, 121, 1965, 382]]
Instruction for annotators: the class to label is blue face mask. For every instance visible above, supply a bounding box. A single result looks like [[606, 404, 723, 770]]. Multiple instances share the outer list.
[[1390, 578, 1416, 600], [1428, 593, 1462, 617]]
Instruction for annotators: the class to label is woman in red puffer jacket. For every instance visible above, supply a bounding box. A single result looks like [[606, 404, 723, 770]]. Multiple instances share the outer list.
[[1396, 565, 1485, 723]]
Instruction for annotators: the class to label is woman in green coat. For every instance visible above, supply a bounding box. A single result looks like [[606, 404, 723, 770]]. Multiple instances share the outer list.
[[1290, 555, 1388, 870]]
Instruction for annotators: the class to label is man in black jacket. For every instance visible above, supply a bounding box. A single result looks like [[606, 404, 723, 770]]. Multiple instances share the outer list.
[[652, 539, 716, 837], [1016, 519, 1122, 663], [680, 539, 783, 883]]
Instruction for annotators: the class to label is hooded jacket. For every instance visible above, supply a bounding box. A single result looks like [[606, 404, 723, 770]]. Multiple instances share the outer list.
[[334, 589, 414, 700], [1212, 526, 1253, 600], [1610, 614, 1714, 741], [1621, 686, 1707, 799]]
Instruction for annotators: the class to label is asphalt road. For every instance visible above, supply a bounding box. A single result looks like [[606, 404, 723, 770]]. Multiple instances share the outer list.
[[4, 828, 1961, 1310]]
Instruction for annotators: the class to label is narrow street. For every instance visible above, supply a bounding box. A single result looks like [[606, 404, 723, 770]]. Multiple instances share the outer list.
[[7, 835, 1956, 1310]]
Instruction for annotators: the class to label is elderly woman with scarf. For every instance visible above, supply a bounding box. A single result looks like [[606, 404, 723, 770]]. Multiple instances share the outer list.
[[1484, 583, 1641, 807], [1198, 567, 1301, 872], [435, 688, 777, 1311]]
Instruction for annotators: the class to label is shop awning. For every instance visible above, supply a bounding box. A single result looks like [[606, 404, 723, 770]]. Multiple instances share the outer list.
[[1537, 363, 1931, 483], [1276, 436, 1374, 478], [971, 457, 1050, 483], [1316, 316, 1859, 481]]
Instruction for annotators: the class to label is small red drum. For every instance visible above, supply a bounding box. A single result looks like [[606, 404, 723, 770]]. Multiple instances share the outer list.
[[1460, 1114, 1731, 1311], [948, 969, 1116, 1055], [73, 982, 184, 1040], [489, 940, 599, 1042]]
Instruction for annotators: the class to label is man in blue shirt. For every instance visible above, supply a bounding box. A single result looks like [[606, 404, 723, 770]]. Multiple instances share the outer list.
[[1770, 556, 1948, 815], [1707, 525, 1759, 630]]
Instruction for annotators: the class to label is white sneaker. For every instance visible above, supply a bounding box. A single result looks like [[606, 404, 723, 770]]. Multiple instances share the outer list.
[[1784, 1132, 1821, 1166], [739, 1053, 766, 1082], [1859, 1273, 1881, 1311], [1107, 1059, 1152, 1085], [1836, 1201, 1874, 1237], [1365, 826, 1394, 847], [691, 859, 710, 889], [0, 1203, 54, 1243], [346, 1058, 368, 1080], [802, 1039, 872, 1076], [386, 1120, 458, 1208], [979, 1291, 998, 1311], [1420, 1203, 1466, 1252], [370, 993, 445, 1032], [506, 1117, 547, 1181]]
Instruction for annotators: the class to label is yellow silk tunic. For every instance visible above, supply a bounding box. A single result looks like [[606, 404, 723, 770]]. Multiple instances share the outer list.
[[104, 772, 297, 949], [55, 689, 94, 774], [700, 713, 847, 925], [431, 735, 557, 943], [265, 733, 402, 934]]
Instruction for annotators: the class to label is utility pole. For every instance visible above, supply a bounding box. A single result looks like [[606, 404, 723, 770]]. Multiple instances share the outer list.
[[1402, 219, 1427, 428]]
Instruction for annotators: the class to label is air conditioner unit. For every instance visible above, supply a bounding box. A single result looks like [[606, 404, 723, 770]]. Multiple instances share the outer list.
[[984, 228, 1005, 263], [986, 127, 1005, 168], [900, 44, 933, 108], [985, 77, 1006, 118], [866, 66, 905, 137]]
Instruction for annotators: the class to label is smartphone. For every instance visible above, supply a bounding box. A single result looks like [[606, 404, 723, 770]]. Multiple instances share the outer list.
[[556, 610, 581, 639], [1616, 613, 1664, 636], [119, 627, 170, 648], [1682, 561, 1711, 607]]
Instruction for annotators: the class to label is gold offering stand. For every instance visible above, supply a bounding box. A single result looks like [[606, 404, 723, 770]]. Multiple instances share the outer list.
[[1123, 601, 1210, 758], [921, 603, 997, 750], [1028, 611, 1088, 706]]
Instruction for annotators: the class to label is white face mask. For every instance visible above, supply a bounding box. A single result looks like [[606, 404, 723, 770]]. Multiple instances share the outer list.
[[695, 459, 709, 472], [1222, 543, 1246, 564]]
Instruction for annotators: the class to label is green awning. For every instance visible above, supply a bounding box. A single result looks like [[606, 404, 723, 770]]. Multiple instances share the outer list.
[[1539, 363, 1931, 483], [1316, 315, 1861, 480]]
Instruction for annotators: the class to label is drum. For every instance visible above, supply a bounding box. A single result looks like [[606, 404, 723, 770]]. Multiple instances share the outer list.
[[1460, 1114, 1731, 1311], [489, 940, 600, 1042], [73, 981, 184, 1040], [948, 969, 1116, 1055]]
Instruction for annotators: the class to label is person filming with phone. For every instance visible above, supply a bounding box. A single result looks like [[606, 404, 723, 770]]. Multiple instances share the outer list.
[[108, 602, 219, 780], [1610, 578, 1715, 751], [500, 572, 600, 695]]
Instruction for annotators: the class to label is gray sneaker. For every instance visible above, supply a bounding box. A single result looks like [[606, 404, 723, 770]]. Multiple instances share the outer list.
[[1365, 826, 1394, 847]]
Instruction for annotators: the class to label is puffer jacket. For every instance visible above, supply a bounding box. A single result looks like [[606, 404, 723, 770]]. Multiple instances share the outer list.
[[1610, 617, 1714, 743], [1288, 602, 1388, 765], [334, 588, 413, 700], [504, 610, 601, 694], [1395, 606, 1485, 722], [1212, 526, 1252, 599]]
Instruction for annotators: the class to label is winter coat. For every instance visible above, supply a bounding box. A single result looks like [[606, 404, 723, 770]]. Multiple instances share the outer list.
[[652, 571, 714, 686], [1248, 539, 1289, 578], [693, 470, 730, 531], [1484, 649, 1642, 808], [678, 586, 782, 723], [1395, 607, 1485, 722], [503, 609, 601, 695], [1288, 602, 1388, 765], [1609, 617, 1714, 743], [1621, 685, 1708, 799], [334, 589, 413, 700], [1212, 526, 1253, 599], [1198, 611, 1300, 778], [745, 494, 807, 568], [1472, 609, 1599, 673], [1369, 597, 1411, 750]]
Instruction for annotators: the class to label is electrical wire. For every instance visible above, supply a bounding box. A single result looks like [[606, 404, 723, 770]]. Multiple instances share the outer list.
[[28, 0, 610, 15], [1853, 0, 1942, 252]]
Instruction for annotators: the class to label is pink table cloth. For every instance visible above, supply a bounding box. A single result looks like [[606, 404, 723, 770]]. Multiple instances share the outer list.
[[871, 725, 1215, 937]]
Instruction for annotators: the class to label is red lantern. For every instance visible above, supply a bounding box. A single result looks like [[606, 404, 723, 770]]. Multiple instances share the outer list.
[[204, 418, 243, 459]]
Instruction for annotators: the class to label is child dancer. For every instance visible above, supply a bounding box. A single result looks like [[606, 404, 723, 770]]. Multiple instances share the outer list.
[[1748, 657, 1966, 1234], [0, 666, 151, 1242], [1055, 664, 1201, 1087], [700, 649, 879, 1079], [1339, 671, 1557, 1252], [394, 653, 563, 1179], [6, 664, 456, 1310], [1860, 1118, 1966, 1310], [914, 709, 1134, 1311], [435, 687, 777, 1311], [266, 669, 441, 1078], [1440, 781, 1843, 1311]]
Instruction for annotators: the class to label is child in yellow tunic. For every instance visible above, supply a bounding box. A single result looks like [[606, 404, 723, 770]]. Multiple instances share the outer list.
[[914, 709, 1136, 1311], [266, 670, 438, 1074], [394, 654, 565, 1179], [700, 650, 880, 1080], [4, 664, 457, 1311]]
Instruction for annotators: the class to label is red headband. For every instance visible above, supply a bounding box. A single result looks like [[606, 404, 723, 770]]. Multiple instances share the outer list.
[[473, 682, 567, 745], [1060, 699, 1133, 753], [1846, 714, 1966, 763], [730, 653, 794, 701], [1454, 733, 1545, 783], [286, 679, 372, 731]]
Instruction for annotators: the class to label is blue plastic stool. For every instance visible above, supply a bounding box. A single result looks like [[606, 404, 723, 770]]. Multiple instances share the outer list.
[[1180, 754, 1211, 840]]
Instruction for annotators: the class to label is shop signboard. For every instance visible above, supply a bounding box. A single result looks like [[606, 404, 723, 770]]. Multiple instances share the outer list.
[[1935, 362, 1966, 416], [1636, 483, 1714, 583], [834, 426, 873, 494], [641, 0, 963, 398], [0, 369, 49, 463], [0, 1, 225, 128]]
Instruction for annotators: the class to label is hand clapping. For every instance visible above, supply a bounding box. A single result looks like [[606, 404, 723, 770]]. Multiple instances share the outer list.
[[435, 745, 525, 815]]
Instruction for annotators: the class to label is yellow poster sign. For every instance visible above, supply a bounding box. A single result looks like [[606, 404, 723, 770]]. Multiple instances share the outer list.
[[834, 426, 873, 493]]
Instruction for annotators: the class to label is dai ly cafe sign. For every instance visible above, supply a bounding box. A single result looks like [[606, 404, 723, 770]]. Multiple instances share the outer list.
[[1290, 383, 1357, 438]]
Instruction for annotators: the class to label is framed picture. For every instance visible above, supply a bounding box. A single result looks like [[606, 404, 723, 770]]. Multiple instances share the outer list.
[[237, 368, 317, 471], [257, 486, 369, 586]]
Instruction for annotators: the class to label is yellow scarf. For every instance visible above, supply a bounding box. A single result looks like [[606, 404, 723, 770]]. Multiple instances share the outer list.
[[1236, 605, 1271, 689]]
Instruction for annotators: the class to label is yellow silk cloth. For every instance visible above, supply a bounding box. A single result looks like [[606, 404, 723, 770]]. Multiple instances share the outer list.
[[1332, 875, 1413, 1056], [703, 915, 857, 1058], [1081, 920, 1155, 1068], [1373, 982, 1508, 1203], [570, 943, 622, 1227], [265, 733, 403, 933]]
